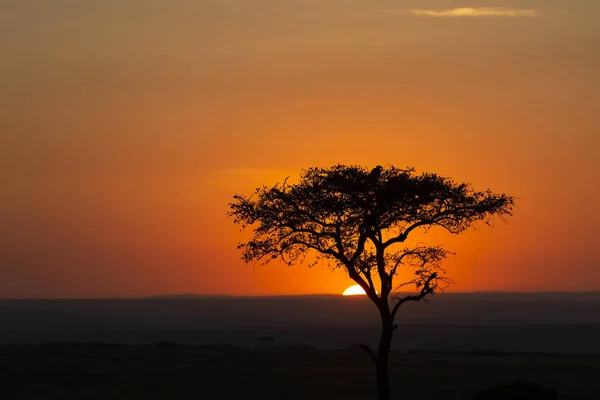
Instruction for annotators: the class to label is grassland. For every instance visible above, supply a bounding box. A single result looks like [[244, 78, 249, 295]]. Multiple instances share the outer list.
[[2, 343, 599, 399]]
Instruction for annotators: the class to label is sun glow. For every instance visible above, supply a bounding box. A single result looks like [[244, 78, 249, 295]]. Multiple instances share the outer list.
[[342, 285, 367, 296]]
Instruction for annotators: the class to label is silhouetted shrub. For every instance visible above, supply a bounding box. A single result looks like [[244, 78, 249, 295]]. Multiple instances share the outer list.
[[153, 341, 182, 348], [287, 344, 318, 351], [473, 381, 558, 400], [258, 336, 276, 348], [216, 342, 233, 350]]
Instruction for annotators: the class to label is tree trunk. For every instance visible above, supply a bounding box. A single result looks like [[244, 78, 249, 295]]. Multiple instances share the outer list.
[[376, 314, 394, 400]]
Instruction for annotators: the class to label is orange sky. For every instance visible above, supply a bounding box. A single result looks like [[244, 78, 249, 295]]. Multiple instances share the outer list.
[[1, 0, 599, 297]]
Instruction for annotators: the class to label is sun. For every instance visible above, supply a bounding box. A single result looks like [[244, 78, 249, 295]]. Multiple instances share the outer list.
[[342, 284, 367, 296]]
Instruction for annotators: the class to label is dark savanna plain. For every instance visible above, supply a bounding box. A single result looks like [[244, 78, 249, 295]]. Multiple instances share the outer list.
[[1, 0, 600, 399], [2, 294, 600, 399]]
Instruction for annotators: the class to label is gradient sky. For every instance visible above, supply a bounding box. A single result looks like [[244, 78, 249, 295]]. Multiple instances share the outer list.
[[1, 0, 599, 298]]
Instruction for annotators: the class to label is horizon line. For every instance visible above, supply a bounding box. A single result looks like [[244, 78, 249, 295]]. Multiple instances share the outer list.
[[2, 290, 600, 301]]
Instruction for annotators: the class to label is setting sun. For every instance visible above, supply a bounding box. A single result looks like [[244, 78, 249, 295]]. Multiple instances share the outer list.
[[342, 285, 367, 296]]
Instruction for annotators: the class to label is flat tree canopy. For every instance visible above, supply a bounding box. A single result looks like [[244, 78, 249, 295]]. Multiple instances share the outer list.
[[229, 165, 514, 305]]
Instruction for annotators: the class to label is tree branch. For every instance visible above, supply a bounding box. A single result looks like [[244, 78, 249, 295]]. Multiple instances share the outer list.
[[360, 344, 378, 364], [360, 267, 376, 295], [376, 245, 390, 298], [382, 220, 432, 248], [391, 273, 438, 320]]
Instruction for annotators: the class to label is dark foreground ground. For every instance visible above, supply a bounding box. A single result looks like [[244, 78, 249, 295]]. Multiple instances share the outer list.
[[1, 343, 599, 400]]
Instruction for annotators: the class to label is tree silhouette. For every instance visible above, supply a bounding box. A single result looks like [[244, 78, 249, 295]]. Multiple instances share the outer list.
[[228, 164, 515, 400]]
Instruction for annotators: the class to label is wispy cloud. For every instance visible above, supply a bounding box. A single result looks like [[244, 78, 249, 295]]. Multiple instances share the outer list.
[[405, 7, 539, 17]]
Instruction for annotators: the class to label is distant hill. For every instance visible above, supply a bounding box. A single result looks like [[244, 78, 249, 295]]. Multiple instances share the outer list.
[[1, 292, 599, 353]]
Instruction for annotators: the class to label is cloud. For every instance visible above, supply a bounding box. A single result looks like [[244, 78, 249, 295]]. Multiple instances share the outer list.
[[405, 7, 538, 17]]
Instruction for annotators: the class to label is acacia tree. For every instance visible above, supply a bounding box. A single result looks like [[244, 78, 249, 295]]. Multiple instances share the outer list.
[[228, 165, 514, 400]]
